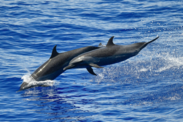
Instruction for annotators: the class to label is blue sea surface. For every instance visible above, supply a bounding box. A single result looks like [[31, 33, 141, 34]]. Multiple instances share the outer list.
[[1, 0, 183, 121]]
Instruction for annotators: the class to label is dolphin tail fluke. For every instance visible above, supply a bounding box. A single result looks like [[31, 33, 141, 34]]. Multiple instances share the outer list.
[[87, 67, 97, 75]]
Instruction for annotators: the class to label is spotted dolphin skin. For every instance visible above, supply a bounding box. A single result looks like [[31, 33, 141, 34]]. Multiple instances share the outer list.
[[64, 36, 159, 75], [19, 45, 101, 90]]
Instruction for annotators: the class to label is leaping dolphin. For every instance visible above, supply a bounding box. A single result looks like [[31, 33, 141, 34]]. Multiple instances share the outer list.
[[19, 45, 101, 90], [64, 36, 159, 75]]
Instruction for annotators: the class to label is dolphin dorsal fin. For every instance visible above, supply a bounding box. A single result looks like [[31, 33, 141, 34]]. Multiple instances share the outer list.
[[106, 36, 115, 47], [98, 43, 102, 47], [50, 45, 59, 59]]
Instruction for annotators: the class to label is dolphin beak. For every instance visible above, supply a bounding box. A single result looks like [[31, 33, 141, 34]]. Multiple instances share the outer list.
[[18, 82, 29, 91], [63, 65, 75, 70]]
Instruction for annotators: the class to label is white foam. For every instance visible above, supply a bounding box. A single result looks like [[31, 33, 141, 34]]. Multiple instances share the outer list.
[[166, 93, 181, 101], [139, 68, 148, 72], [21, 73, 56, 90], [96, 73, 105, 83], [155, 56, 183, 72]]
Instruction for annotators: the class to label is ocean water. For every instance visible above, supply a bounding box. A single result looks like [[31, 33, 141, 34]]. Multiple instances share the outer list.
[[1, 0, 183, 121]]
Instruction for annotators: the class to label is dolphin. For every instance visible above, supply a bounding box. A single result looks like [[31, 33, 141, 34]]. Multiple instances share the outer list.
[[19, 45, 101, 90], [64, 36, 159, 75]]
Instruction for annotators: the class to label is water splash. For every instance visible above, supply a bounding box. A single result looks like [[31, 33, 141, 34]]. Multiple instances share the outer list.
[[20, 73, 56, 90], [93, 53, 183, 84], [155, 55, 183, 72]]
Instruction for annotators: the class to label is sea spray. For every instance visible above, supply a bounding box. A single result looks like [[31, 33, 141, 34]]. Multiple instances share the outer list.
[[20, 73, 56, 90]]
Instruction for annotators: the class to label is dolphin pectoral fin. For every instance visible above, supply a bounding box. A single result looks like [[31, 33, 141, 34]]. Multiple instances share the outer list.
[[87, 67, 97, 75], [89, 63, 103, 68]]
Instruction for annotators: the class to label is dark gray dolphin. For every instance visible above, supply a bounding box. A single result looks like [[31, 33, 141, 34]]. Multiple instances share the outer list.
[[64, 36, 159, 75], [19, 45, 101, 90]]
